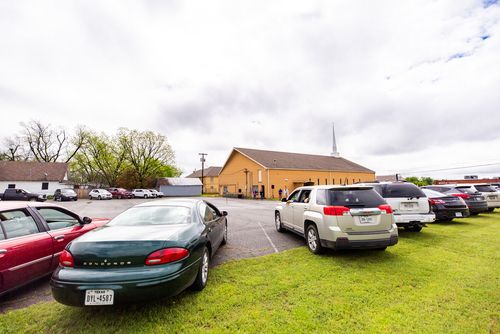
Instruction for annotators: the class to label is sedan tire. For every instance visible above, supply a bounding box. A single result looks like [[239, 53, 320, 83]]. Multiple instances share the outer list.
[[221, 223, 228, 245], [191, 247, 209, 291], [306, 224, 324, 254]]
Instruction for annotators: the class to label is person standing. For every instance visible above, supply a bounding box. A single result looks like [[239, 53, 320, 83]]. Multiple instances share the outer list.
[[278, 188, 283, 199], [284, 187, 289, 199]]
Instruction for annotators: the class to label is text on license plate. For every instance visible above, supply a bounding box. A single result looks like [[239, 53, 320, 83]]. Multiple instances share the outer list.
[[359, 216, 374, 224], [455, 212, 463, 217], [85, 289, 114, 306], [401, 202, 417, 210], [488, 196, 497, 200]]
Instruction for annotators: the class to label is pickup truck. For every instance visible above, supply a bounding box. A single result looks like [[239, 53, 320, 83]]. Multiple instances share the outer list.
[[0, 188, 47, 202]]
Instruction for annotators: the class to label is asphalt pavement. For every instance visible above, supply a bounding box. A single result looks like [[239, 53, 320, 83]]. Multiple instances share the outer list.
[[0, 197, 304, 313]]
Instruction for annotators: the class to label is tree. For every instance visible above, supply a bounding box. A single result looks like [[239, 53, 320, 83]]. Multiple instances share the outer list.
[[0, 121, 87, 163], [405, 176, 434, 187], [118, 129, 179, 187]]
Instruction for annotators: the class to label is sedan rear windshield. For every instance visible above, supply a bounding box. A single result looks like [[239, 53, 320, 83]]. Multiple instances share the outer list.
[[474, 185, 497, 192], [323, 189, 386, 208], [376, 184, 425, 198], [108, 206, 191, 226]]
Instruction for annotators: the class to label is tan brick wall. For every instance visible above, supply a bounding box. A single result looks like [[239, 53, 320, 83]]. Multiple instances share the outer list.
[[219, 151, 376, 198]]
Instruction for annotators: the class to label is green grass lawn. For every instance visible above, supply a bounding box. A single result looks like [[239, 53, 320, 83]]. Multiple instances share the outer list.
[[1, 213, 499, 334]]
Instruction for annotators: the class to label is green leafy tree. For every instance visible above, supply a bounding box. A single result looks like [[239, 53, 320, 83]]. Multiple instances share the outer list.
[[405, 176, 434, 187]]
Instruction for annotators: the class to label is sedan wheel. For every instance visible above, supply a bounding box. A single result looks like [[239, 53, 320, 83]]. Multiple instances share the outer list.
[[221, 223, 228, 245], [275, 212, 284, 232], [191, 247, 210, 291], [306, 225, 323, 254], [98, 195, 102, 200]]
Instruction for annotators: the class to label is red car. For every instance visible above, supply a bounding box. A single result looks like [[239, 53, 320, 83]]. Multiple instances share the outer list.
[[107, 188, 133, 199], [0, 201, 109, 296]]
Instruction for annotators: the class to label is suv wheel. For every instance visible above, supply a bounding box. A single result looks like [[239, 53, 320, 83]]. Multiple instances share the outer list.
[[306, 225, 323, 254], [275, 212, 284, 232]]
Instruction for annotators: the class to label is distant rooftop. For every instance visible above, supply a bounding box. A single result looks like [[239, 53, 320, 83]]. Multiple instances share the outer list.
[[186, 166, 222, 178]]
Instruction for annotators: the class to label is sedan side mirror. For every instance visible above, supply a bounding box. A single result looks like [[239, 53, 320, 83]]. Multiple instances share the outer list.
[[82, 216, 92, 224], [221, 211, 228, 216]]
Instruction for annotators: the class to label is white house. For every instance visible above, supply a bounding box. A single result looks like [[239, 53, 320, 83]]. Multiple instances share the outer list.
[[0, 161, 70, 195]]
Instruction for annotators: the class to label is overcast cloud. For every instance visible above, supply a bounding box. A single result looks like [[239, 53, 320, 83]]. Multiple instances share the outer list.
[[1, 0, 499, 179]]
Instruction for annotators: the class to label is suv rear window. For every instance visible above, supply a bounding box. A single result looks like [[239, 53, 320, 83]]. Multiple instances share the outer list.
[[323, 188, 385, 208], [376, 183, 425, 198], [474, 185, 497, 192]]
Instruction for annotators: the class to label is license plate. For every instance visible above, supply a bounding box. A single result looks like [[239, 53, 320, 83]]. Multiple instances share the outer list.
[[359, 216, 374, 224], [488, 196, 496, 200], [455, 212, 463, 217], [85, 289, 114, 306], [401, 202, 417, 210]]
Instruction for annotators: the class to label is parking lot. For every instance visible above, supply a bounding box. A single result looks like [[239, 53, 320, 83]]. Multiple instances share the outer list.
[[0, 197, 303, 313]]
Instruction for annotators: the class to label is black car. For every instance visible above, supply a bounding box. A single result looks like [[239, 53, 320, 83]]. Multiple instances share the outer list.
[[423, 185, 488, 215], [421, 188, 469, 221], [51, 199, 228, 306], [54, 188, 78, 201]]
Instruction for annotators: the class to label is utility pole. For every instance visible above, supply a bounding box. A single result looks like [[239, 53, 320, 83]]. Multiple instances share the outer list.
[[199, 153, 207, 195], [243, 168, 249, 198]]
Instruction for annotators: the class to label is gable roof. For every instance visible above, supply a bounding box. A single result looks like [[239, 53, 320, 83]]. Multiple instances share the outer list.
[[186, 166, 222, 178], [157, 177, 203, 186], [0, 161, 68, 182], [229, 147, 374, 173]]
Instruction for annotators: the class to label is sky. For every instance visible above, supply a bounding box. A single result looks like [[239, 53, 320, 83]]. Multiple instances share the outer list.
[[0, 0, 499, 180]]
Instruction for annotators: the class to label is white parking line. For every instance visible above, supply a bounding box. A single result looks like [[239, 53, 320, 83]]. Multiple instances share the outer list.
[[258, 222, 278, 253]]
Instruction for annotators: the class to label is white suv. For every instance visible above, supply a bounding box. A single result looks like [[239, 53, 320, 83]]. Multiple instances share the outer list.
[[455, 184, 500, 212], [131, 189, 149, 198], [275, 185, 398, 253], [360, 182, 435, 232]]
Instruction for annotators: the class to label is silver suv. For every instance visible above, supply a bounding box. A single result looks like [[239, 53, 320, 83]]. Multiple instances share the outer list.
[[360, 182, 435, 232], [274, 185, 398, 254]]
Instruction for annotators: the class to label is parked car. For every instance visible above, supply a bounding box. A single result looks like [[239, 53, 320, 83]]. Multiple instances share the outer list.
[[0, 188, 47, 202], [107, 188, 133, 199], [490, 183, 500, 190], [150, 189, 164, 198], [420, 188, 469, 221], [145, 189, 157, 198], [422, 185, 488, 215], [359, 182, 435, 232], [54, 189, 78, 201], [274, 185, 398, 253], [0, 202, 109, 296], [51, 199, 228, 306], [88, 189, 113, 200], [455, 184, 500, 212], [131, 189, 150, 198]]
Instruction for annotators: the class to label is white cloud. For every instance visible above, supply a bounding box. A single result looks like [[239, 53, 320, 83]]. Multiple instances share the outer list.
[[0, 0, 499, 178]]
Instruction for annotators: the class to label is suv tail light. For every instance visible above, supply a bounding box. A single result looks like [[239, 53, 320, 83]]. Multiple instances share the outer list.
[[429, 198, 445, 205], [323, 206, 350, 216], [145, 248, 189, 266], [452, 193, 470, 199], [378, 204, 393, 214], [60, 250, 74, 267]]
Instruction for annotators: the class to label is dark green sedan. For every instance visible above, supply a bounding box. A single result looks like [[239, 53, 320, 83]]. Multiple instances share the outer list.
[[51, 199, 228, 306]]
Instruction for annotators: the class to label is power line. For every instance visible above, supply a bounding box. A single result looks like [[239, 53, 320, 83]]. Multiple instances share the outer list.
[[401, 162, 500, 174]]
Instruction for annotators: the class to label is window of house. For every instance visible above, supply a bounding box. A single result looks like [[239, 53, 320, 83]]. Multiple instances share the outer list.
[[258, 170, 262, 183], [317, 178, 320, 185], [325, 178, 328, 185], [210, 177, 214, 183], [42, 182, 49, 190], [7, 184, 15, 189]]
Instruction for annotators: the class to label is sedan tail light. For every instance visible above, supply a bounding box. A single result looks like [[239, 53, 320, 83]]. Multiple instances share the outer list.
[[378, 204, 393, 214], [145, 248, 189, 266], [323, 206, 350, 216], [452, 193, 470, 199], [60, 250, 74, 267], [429, 198, 446, 205]]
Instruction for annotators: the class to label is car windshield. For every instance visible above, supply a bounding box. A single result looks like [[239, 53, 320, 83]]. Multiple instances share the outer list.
[[325, 188, 386, 208], [107, 206, 191, 226], [378, 184, 425, 198], [474, 185, 497, 192]]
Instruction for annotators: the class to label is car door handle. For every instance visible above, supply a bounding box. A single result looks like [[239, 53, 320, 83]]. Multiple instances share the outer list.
[[0, 249, 7, 254], [54, 235, 65, 241]]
